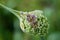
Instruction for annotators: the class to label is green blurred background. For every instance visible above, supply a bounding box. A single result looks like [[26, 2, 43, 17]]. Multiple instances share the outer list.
[[0, 0, 60, 40]]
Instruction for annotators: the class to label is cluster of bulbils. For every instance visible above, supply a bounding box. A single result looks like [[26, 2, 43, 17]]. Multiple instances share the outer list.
[[0, 3, 49, 37], [20, 10, 49, 36]]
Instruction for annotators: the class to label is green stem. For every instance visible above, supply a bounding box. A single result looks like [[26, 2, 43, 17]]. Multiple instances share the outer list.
[[0, 3, 20, 19]]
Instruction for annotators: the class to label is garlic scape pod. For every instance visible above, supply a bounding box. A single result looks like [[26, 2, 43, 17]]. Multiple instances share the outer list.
[[0, 3, 49, 40]]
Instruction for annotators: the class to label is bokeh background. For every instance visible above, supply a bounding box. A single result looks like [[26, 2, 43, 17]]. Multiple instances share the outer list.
[[0, 0, 60, 40]]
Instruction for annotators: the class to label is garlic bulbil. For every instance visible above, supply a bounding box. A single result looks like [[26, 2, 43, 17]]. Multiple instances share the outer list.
[[20, 10, 49, 36]]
